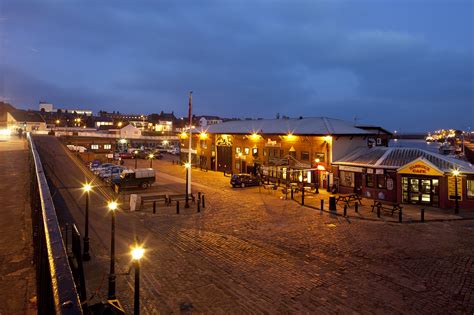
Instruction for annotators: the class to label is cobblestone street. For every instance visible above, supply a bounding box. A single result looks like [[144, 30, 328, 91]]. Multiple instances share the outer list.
[[119, 158, 474, 314]]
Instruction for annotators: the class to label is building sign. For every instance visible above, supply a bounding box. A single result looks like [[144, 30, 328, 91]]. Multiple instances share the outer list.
[[265, 138, 281, 147], [216, 135, 233, 146], [397, 158, 444, 176], [375, 169, 384, 175], [339, 165, 364, 173], [448, 176, 463, 201]]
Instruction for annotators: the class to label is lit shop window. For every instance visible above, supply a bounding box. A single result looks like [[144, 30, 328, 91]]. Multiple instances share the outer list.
[[301, 151, 309, 161], [467, 180, 474, 200], [91, 144, 99, 150], [104, 144, 112, 150], [366, 174, 375, 188]]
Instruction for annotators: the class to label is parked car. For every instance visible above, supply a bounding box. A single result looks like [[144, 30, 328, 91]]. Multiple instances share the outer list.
[[111, 168, 156, 192], [230, 174, 262, 188], [91, 163, 115, 174], [99, 166, 127, 180], [119, 152, 133, 159], [167, 147, 180, 155]]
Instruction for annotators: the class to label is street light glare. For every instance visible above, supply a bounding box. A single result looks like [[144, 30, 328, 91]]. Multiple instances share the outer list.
[[452, 169, 460, 176], [148, 153, 154, 159], [131, 246, 145, 260], [108, 201, 118, 211], [184, 162, 191, 169], [83, 183, 92, 192]]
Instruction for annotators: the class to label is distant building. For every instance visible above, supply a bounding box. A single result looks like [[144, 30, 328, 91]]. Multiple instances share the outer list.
[[148, 111, 177, 132], [7, 110, 47, 132], [39, 102, 93, 116], [196, 115, 223, 127]]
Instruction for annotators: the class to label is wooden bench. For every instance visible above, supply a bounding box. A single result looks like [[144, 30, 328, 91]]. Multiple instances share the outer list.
[[168, 194, 195, 205], [370, 200, 402, 216], [336, 194, 363, 207], [140, 194, 169, 207]]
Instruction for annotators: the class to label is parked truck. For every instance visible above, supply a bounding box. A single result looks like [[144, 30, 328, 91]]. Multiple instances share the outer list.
[[112, 168, 156, 192]]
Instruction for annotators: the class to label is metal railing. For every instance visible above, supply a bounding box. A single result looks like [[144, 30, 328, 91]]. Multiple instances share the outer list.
[[28, 134, 83, 314]]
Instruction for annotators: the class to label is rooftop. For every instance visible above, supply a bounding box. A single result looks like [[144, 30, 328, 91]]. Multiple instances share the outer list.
[[201, 117, 385, 136], [334, 147, 474, 174]]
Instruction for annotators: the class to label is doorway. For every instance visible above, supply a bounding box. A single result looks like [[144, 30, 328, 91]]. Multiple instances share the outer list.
[[402, 176, 439, 206]]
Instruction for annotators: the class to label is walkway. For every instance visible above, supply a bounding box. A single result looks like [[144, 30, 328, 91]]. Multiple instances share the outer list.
[[0, 136, 36, 314]]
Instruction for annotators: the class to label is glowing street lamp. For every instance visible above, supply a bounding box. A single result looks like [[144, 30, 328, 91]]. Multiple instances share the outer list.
[[184, 162, 191, 208], [453, 169, 460, 214], [133, 150, 139, 168], [82, 183, 92, 261], [148, 153, 154, 168], [314, 158, 320, 194], [131, 245, 145, 315], [107, 201, 118, 300]]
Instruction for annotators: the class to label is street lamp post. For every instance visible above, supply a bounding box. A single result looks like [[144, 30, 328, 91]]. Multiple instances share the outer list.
[[185, 162, 190, 208], [82, 184, 92, 261], [131, 246, 145, 315], [314, 158, 320, 194], [107, 201, 118, 300], [453, 169, 460, 214], [134, 150, 138, 168], [149, 153, 154, 168]]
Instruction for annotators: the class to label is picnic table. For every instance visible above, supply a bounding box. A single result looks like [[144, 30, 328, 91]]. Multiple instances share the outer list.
[[167, 193, 195, 205], [263, 183, 278, 190], [370, 200, 402, 216], [336, 193, 363, 207]]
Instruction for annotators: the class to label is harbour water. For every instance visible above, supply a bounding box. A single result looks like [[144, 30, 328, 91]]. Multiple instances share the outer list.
[[389, 139, 441, 154]]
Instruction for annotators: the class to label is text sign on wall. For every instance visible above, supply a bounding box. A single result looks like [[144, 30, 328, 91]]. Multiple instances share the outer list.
[[398, 159, 444, 176], [448, 176, 463, 201]]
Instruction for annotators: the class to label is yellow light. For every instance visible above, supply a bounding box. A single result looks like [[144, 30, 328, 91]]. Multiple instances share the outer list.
[[180, 132, 188, 139], [119, 139, 127, 144], [108, 201, 118, 211], [250, 133, 259, 140], [134, 150, 138, 154], [0, 129, 12, 136], [162, 140, 169, 145], [131, 246, 145, 260], [199, 132, 208, 140], [452, 169, 460, 176], [238, 152, 243, 157], [285, 133, 295, 140], [117, 122, 123, 127], [315, 158, 320, 163], [148, 153, 154, 159], [83, 184, 92, 192], [55, 120, 60, 124], [324, 135, 332, 142], [184, 162, 191, 169]]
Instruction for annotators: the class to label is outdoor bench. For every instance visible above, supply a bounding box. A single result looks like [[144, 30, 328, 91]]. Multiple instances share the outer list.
[[371, 200, 402, 216], [336, 194, 363, 207]]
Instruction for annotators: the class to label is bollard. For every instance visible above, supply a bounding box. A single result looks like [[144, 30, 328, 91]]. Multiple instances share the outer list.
[[321, 199, 324, 211], [377, 205, 381, 218], [344, 204, 347, 216], [421, 208, 424, 222], [399, 207, 403, 223], [197, 193, 201, 213], [176, 201, 180, 214], [153, 201, 156, 214], [301, 187, 305, 205], [202, 195, 206, 208], [291, 187, 294, 200], [355, 203, 359, 213]]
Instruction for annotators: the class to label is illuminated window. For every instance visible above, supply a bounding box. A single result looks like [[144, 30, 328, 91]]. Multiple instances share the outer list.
[[314, 153, 325, 162], [236, 147, 241, 154], [104, 144, 111, 150], [467, 179, 474, 200], [301, 151, 309, 161], [252, 148, 258, 157], [340, 171, 354, 187], [263, 149, 266, 157], [91, 144, 99, 150], [244, 147, 250, 155], [366, 174, 375, 188]]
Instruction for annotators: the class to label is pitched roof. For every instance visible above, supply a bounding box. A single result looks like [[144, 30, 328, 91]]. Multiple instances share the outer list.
[[202, 117, 379, 135], [9, 110, 45, 123], [334, 147, 474, 174]]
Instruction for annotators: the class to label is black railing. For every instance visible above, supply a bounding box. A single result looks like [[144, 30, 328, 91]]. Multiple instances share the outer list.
[[28, 134, 83, 314]]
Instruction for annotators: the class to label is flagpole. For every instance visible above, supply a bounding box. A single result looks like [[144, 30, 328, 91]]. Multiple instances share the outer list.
[[188, 91, 193, 194]]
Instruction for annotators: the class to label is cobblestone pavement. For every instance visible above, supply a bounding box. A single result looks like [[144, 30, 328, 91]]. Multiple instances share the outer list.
[[120, 158, 474, 314], [32, 140, 474, 314], [0, 137, 36, 314]]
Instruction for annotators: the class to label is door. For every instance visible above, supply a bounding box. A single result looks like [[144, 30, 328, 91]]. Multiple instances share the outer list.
[[420, 179, 431, 204], [354, 173, 363, 194], [409, 178, 420, 204], [402, 177, 439, 206], [217, 146, 232, 173]]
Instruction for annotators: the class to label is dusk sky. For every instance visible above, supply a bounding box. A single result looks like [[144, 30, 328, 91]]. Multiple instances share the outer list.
[[1, 0, 473, 132]]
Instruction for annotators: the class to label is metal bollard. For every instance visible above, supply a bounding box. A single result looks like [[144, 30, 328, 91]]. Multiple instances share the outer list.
[[344, 205, 347, 216], [355, 203, 359, 213], [176, 201, 180, 214], [197, 193, 201, 213], [202, 195, 206, 208], [291, 187, 294, 200], [301, 187, 305, 205], [421, 208, 424, 222], [399, 208, 403, 223], [321, 199, 324, 211], [153, 201, 156, 214], [377, 205, 381, 218]]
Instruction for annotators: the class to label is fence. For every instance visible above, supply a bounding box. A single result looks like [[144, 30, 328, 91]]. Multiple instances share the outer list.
[[28, 134, 84, 314]]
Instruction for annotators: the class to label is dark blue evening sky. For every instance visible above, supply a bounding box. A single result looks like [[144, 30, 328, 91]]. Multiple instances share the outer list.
[[1, 0, 473, 132]]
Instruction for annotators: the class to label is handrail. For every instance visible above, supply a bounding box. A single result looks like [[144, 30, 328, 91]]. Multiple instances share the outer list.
[[28, 133, 83, 314]]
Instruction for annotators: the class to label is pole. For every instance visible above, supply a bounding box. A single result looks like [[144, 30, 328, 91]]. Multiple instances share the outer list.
[[188, 91, 193, 195], [135, 157, 137, 169], [108, 211, 116, 299], [454, 175, 459, 214], [134, 260, 140, 315], [316, 168, 319, 194], [83, 192, 90, 261], [150, 157, 153, 168], [185, 167, 190, 208]]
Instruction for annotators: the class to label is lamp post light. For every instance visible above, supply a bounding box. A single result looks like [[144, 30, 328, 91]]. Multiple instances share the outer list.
[[453, 169, 460, 214], [82, 183, 92, 261], [107, 201, 118, 300], [184, 162, 191, 208], [314, 158, 320, 194], [134, 150, 138, 168], [131, 245, 145, 315], [149, 153, 154, 168]]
